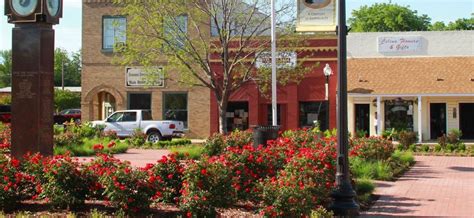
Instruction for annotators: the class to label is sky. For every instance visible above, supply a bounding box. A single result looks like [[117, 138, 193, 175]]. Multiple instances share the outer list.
[[0, 0, 472, 53]]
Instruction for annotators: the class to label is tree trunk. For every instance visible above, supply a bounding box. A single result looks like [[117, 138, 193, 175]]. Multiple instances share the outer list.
[[218, 98, 229, 134]]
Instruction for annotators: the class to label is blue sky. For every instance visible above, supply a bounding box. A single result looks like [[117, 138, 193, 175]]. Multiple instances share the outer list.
[[0, 0, 472, 53]]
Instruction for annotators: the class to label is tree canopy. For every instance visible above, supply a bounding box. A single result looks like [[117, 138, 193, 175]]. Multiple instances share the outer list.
[[348, 3, 431, 32], [429, 18, 474, 31]]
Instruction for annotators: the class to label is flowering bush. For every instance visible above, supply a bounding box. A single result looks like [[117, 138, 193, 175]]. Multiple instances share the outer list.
[[202, 133, 225, 156], [203, 130, 253, 156], [40, 155, 89, 209], [180, 157, 236, 216], [259, 140, 337, 217], [0, 123, 11, 152], [98, 159, 154, 212], [350, 137, 394, 161], [0, 155, 21, 210], [147, 154, 184, 204], [128, 129, 147, 147]]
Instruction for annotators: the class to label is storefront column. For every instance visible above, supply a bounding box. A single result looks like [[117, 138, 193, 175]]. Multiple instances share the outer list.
[[287, 84, 299, 130], [418, 96, 422, 143], [376, 96, 381, 136]]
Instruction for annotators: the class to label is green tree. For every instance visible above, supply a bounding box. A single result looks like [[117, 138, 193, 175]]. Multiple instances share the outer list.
[[0, 50, 12, 88], [429, 21, 447, 31], [113, 0, 312, 133], [446, 18, 474, 30], [349, 3, 431, 32], [54, 89, 81, 112], [54, 48, 82, 87]]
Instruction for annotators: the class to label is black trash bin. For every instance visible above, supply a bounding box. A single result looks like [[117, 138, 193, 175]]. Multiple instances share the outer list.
[[253, 125, 280, 148]]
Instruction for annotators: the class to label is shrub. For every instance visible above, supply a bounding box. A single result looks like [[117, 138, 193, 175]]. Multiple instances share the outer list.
[[355, 129, 368, 138], [350, 137, 394, 161], [180, 157, 236, 216], [99, 160, 154, 212], [41, 155, 89, 209], [447, 129, 462, 144], [408, 144, 417, 152], [381, 128, 396, 140], [0, 124, 11, 153], [355, 178, 375, 196], [446, 143, 456, 152], [147, 154, 184, 204], [437, 135, 447, 149], [224, 129, 253, 148], [398, 131, 417, 149], [129, 129, 147, 147], [0, 156, 22, 210], [202, 133, 225, 156], [434, 144, 442, 152], [259, 146, 336, 217], [420, 144, 430, 152], [102, 130, 118, 139], [458, 143, 466, 152]]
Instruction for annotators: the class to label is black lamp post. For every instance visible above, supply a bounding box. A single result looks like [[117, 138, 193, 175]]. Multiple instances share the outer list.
[[323, 63, 332, 131], [329, 0, 360, 215]]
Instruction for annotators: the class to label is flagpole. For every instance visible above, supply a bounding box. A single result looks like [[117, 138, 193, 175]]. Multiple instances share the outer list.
[[271, 0, 277, 126]]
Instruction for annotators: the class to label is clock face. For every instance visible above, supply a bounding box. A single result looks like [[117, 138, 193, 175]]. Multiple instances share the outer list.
[[46, 0, 60, 17], [11, 0, 38, 16]]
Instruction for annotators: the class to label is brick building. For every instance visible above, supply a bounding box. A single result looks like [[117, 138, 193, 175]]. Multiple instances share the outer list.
[[81, 1, 210, 138]]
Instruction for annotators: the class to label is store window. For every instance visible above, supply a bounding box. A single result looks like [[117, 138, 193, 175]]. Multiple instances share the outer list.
[[163, 93, 188, 128], [103, 16, 126, 51], [226, 102, 249, 132], [299, 101, 328, 130], [164, 15, 188, 48], [267, 104, 281, 126], [384, 99, 414, 131], [128, 93, 151, 110]]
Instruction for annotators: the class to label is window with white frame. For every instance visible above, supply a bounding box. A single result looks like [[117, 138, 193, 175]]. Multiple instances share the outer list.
[[103, 16, 126, 50]]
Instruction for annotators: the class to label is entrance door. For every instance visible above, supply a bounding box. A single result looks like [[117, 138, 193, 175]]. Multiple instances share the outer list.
[[459, 103, 474, 139], [355, 104, 370, 137], [430, 103, 447, 139]]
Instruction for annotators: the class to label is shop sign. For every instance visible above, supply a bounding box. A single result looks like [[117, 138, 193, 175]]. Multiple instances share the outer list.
[[126, 67, 164, 87], [255, 51, 297, 69], [296, 0, 337, 32], [378, 36, 422, 53]]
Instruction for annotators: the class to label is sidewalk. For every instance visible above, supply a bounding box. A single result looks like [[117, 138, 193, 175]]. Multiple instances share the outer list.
[[363, 156, 474, 216]]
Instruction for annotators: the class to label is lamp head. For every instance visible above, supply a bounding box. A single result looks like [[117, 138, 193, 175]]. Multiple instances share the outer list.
[[323, 63, 333, 77]]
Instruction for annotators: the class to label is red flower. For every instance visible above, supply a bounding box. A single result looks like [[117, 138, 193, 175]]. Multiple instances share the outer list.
[[93, 144, 104, 151], [200, 169, 207, 175]]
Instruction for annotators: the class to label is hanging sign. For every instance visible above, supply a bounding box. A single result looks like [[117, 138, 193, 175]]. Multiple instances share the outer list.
[[296, 0, 337, 32], [255, 51, 297, 69], [126, 67, 164, 87]]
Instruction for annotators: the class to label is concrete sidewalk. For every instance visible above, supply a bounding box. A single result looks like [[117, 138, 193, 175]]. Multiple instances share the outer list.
[[363, 156, 474, 216]]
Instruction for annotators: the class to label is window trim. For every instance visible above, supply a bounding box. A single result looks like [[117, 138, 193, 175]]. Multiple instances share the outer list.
[[162, 92, 189, 130], [102, 15, 127, 53]]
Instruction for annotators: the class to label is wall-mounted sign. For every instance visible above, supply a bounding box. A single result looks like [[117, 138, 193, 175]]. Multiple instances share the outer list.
[[256, 51, 297, 69], [296, 0, 337, 32], [126, 67, 164, 87], [378, 36, 422, 54]]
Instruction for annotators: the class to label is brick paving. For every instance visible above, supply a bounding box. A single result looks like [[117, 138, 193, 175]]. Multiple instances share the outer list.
[[363, 156, 474, 216], [79, 149, 171, 168]]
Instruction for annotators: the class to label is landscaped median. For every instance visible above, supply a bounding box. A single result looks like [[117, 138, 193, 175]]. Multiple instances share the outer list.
[[0, 128, 414, 216]]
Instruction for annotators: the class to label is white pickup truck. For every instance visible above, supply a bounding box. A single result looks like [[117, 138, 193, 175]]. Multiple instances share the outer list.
[[92, 110, 185, 143]]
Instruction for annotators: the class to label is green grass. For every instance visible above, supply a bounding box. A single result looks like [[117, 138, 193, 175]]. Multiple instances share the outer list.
[[54, 137, 128, 156], [169, 144, 204, 160]]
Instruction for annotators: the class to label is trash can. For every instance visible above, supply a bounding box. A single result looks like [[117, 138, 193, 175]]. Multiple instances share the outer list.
[[253, 125, 280, 148]]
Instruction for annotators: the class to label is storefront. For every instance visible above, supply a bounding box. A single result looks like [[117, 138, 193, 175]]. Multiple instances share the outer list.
[[210, 37, 339, 133], [347, 30, 474, 141]]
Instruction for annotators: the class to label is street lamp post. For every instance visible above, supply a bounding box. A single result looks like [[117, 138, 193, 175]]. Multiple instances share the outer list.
[[323, 63, 332, 131], [329, 0, 360, 215]]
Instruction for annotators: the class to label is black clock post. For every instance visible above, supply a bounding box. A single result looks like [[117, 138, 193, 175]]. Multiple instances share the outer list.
[[5, 0, 62, 159]]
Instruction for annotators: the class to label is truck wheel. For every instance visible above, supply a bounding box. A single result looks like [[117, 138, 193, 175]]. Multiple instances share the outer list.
[[147, 131, 162, 143]]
